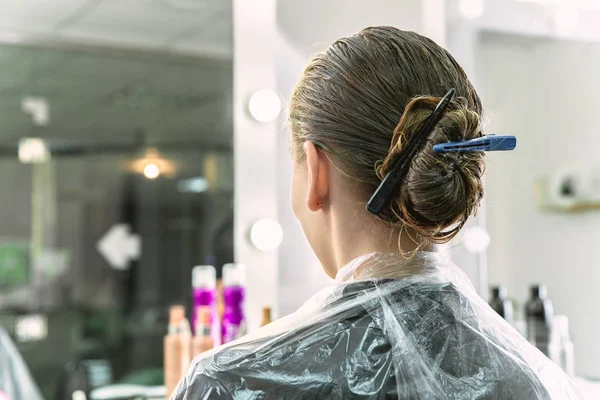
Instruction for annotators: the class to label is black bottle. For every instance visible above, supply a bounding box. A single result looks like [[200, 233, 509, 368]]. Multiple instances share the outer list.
[[525, 284, 554, 356], [489, 286, 513, 324]]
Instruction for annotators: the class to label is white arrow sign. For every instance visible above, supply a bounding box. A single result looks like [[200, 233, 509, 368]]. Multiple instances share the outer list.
[[97, 224, 141, 270]]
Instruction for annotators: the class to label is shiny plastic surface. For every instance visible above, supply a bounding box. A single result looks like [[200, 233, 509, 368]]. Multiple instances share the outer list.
[[0, 328, 43, 400], [172, 252, 582, 399]]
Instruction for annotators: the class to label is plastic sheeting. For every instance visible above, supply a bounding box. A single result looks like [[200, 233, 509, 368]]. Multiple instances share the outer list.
[[0, 327, 43, 400], [172, 252, 582, 399]]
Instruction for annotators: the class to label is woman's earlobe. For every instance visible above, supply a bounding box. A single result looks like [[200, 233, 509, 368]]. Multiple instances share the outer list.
[[304, 141, 329, 212]]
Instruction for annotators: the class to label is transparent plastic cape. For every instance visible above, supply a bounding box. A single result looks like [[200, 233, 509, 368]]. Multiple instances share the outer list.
[[0, 327, 44, 400], [172, 252, 582, 399]]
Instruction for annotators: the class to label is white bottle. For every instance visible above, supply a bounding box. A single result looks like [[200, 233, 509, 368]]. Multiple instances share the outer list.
[[548, 315, 575, 377]]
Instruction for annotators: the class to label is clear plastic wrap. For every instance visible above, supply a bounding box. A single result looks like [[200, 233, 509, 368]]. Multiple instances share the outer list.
[[172, 252, 582, 399], [0, 327, 44, 400]]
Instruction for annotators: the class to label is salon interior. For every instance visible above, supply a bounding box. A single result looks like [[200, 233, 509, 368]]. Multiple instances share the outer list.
[[0, 0, 599, 399]]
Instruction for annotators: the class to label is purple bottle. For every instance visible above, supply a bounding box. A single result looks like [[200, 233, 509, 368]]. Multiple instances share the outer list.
[[221, 263, 247, 344], [191, 265, 219, 345]]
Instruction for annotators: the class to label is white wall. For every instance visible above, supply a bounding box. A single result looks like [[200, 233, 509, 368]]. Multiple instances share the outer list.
[[478, 0, 600, 43], [479, 32, 600, 378], [274, 32, 331, 317], [233, 0, 279, 331]]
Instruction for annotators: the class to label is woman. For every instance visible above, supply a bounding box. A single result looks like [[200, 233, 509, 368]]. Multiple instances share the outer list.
[[173, 27, 580, 399]]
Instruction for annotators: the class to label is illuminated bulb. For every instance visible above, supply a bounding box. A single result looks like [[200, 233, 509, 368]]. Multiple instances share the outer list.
[[458, 0, 485, 20], [18, 138, 50, 164], [248, 89, 281, 123], [463, 226, 491, 253], [72, 391, 86, 400], [250, 219, 283, 251], [143, 163, 160, 179]]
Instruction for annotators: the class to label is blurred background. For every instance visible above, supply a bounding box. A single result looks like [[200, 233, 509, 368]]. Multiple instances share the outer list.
[[1, 0, 600, 399]]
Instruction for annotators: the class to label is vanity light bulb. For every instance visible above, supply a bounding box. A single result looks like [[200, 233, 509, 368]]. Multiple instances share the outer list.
[[248, 89, 281, 123], [463, 226, 491, 253], [250, 219, 283, 251]]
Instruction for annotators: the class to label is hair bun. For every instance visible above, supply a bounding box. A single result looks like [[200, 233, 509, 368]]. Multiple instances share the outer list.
[[377, 95, 485, 243]]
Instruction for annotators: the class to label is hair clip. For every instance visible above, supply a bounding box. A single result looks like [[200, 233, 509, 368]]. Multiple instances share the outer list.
[[366, 88, 456, 217], [433, 135, 517, 153]]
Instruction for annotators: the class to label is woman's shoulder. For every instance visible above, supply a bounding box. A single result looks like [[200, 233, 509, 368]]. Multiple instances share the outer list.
[[172, 277, 567, 399]]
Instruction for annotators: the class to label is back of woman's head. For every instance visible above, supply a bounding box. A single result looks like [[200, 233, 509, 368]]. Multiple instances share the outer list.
[[289, 26, 485, 245]]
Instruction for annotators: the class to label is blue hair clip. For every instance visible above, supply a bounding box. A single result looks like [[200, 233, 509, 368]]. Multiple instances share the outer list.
[[367, 87, 518, 220], [433, 135, 517, 153]]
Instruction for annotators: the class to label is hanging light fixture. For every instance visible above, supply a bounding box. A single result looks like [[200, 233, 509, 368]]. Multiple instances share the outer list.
[[18, 138, 50, 164], [128, 148, 176, 179], [143, 163, 161, 179]]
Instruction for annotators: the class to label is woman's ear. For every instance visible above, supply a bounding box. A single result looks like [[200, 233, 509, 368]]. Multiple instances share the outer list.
[[304, 141, 330, 212]]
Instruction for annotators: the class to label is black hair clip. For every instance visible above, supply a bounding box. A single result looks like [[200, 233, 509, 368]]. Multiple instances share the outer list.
[[366, 88, 456, 217]]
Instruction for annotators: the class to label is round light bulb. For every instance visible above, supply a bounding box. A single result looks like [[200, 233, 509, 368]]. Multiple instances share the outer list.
[[250, 219, 283, 251], [143, 163, 160, 179], [458, 0, 485, 20], [248, 89, 281, 123], [463, 226, 491, 253]]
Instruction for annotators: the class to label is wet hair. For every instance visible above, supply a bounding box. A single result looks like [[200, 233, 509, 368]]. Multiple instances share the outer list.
[[289, 26, 485, 245]]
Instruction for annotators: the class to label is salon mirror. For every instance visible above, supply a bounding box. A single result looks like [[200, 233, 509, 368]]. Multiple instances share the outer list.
[[0, 1, 233, 398]]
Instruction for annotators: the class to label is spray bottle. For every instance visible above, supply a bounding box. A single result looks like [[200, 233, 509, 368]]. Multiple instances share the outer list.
[[192, 306, 214, 357], [221, 263, 247, 344], [191, 265, 219, 346], [164, 305, 191, 400]]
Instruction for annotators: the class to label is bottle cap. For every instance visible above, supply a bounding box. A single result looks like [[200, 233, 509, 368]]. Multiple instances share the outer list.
[[263, 307, 271, 318], [223, 263, 246, 287], [553, 315, 570, 338], [192, 265, 217, 289], [531, 284, 547, 299], [169, 305, 185, 325], [491, 286, 507, 299]]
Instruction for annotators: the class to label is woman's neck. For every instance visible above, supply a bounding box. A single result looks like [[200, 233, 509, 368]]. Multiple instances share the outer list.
[[329, 210, 426, 273]]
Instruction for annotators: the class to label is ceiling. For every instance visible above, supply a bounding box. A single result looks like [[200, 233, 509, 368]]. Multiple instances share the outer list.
[[0, 0, 233, 59], [0, 0, 233, 151]]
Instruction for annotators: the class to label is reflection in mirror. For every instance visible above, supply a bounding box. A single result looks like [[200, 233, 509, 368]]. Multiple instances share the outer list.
[[0, 2, 232, 398]]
